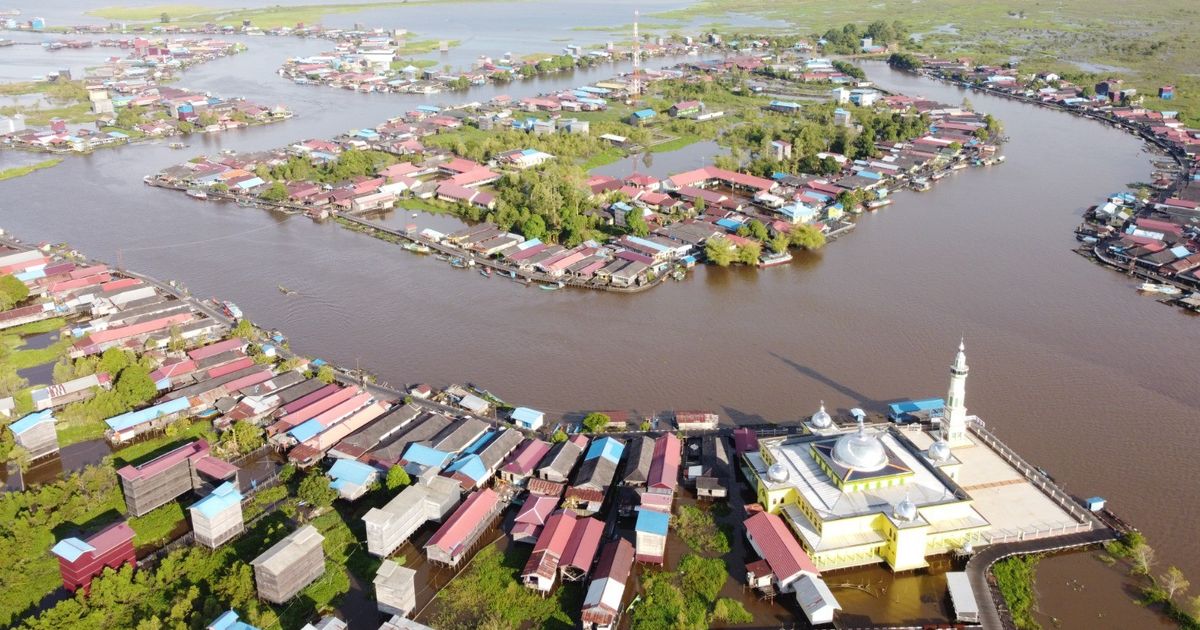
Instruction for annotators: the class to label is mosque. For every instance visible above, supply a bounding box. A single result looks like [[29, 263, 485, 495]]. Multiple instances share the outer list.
[[743, 341, 992, 572]]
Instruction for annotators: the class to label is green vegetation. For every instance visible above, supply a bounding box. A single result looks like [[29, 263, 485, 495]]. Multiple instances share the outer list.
[[992, 555, 1041, 630], [298, 471, 337, 509], [711, 598, 754, 624], [90, 2, 418, 28], [0, 80, 95, 127], [648, 134, 703, 153], [657, 0, 1200, 124], [431, 544, 581, 629], [676, 505, 731, 555], [550, 428, 568, 443], [385, 465, 411, 491], [1106, 531, 1200, 628], [630, 555, 731, 629], [0, 465, 126, 627], [395, 39, 460, 55], [52, 349, 164, 446], [128, 501, 186, 547], [581, 412, 610, 433], [267, 148, 398, 186], [0, 159, 64, 182], [0, 274, 30, 311]]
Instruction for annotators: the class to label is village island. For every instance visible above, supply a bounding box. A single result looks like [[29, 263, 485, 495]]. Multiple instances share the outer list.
[[2, 2, 1200, 630]]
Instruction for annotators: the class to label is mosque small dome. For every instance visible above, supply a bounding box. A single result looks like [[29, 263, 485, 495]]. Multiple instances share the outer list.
[[928, 440, 952, 463], [832, 426, 888, 471], [893, 496, 918, 522], [768, 463, 790, 483], [811, 402, 832, 429]]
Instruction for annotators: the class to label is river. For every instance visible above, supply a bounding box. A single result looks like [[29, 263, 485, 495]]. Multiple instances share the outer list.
[[1, 4, 1197, 627]]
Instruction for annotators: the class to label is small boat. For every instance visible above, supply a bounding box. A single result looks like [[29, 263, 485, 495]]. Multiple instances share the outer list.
[[449, 257, 467, 269], [539, 282, 565, 291], [435, 254, 450, 261], [186, 189, 207, 200], [220, 300, 243, 320], [480, 267, 492, 278], [278, 285, 297, 295], [866, 198, 893, 210], [168, 142, 186, 149], [758, 251, 793, 268], [951, 162, 968, 171], [931, 171, 949, 181], [912, 178, 931, 192], [1139, 282, 1182, 295]]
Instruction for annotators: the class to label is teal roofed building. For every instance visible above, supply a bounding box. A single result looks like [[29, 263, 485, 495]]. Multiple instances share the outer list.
[[207, 610, 260, 630], [328, 459, 379, 500], [190, 482, 244, 548], [511, 406, 545, 430]]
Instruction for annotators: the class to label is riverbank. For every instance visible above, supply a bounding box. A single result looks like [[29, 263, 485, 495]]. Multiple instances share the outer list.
[[900, 57, 1200, 314]]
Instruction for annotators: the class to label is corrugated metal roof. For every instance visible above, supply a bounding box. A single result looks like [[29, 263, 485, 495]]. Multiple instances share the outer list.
[[328, 459, 378, 487], [105, 396, 191, 432], [190, 481, 243, 518], [635, 509, 669, 535], [9, 409, 54, 434]]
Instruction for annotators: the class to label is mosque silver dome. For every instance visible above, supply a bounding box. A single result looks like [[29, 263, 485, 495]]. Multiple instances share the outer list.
[[928, 440, 952, 463], [831, 425, 888, 471], [893, 495, 918, 522], [767, 463, 790, 483], [811, 402, 832, 429]]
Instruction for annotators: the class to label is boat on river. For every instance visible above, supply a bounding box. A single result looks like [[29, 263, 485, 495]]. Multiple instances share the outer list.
[[449, 257, 467, 269], [1139, 282, 1182, 295], [912, 178, 932, 192], [866, 199, 893, 210], [403, 242, 430, 254], [758, 251, 793, 268], [278, 285, 297, 295], [480, 267, 491, 278], [539, 282, 565, 291], [186, 189, 207, 200]]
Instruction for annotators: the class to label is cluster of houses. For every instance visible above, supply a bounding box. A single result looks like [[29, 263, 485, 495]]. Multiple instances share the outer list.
[[1083, 191, 1200, 296], [277, 31, 706, 95], [0, 37, 289, 153]]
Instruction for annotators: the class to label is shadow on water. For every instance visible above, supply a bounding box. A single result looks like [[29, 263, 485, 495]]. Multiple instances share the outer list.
[[768, 351, 884, 411]]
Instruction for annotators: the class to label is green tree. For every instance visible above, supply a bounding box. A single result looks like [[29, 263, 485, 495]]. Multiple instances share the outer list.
[[0, 274, 29, 310], [789, 224, 826, 250], [229, 420, 264, 454], [298, 471, 337, 509], [625, 209, 650, 237], [680, 555, 727, 603], [746, 219, 769, 242], [736, 242, 762, 265], [231, 319, 256, 340], [582, 412, 610, 433], [259, 181, 288, 203], [705, 236, 736, 266], [115, 364, 156, 407], [316, 364, 335, 384], [521, 215, 547, 240], [160, 12, 170, 23], [385, 465, 411, 491], [769, 232, 790, 254], [711, 598, 753, 624], [550, 428, 568, 443]]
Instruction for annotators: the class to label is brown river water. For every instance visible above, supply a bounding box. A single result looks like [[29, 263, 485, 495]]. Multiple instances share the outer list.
[[1, 7, 1196, 625]]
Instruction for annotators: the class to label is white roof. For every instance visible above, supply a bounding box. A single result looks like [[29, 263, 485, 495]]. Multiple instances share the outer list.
[[946, 571, 979, 616], [794, 574, 840, 623], [582, 575, 624, 612]]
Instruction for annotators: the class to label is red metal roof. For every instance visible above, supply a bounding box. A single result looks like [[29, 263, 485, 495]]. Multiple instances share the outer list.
[[744, 510, 819, 581], [515, 495, 559, 526], [561, 516, 604, 572], [117, 439, 209, 481], [503, 439, 552, 476], [187, 338, 245, 361], [427, 488, 500, 553], [646, 433, 681, 491]]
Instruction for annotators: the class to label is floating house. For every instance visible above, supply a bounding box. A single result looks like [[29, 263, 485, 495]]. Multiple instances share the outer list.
[[425, 487, 502, 567], [327, 458, 380, 500], [251, 525, 326, 604], [51, 520, 136, 592], [117, 439, 239, 517], [634, 509, 668, 564], [510, 406, 544, 430], [580, 538, 635, 630], [374, 559, 418, 618], [9, 409, 59, 459], [363, 476, 460, 557], [189, 481, 244, 548], [565, 436, 624, 514]]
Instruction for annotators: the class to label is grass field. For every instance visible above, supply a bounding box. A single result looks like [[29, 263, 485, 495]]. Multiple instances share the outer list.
[[654, 0, 1200, 124], [0, 159, 63, 182], [89, 1, 491, 29]]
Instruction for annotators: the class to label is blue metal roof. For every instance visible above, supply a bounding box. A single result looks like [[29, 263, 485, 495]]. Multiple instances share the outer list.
[[585, 436, 624, 463], [288, 419, 324, 443], [715, 218, 742, 231], [887, 398, 945, 418], [511, 407, 544, 426], [209, 610, 260, 630], [105, 396, 190, 432], [444, 453, 487, 482], [328, 459, 378, 487], [403, 443, 450, 468], [51, 537, 95, 562], [632, 108, 656, 118], [635, 509, 669, 535], [461, 430, 495, 455], [626, 236, 671, 252], [190, 481, 243, 519], [9, 409, 53, 435]]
